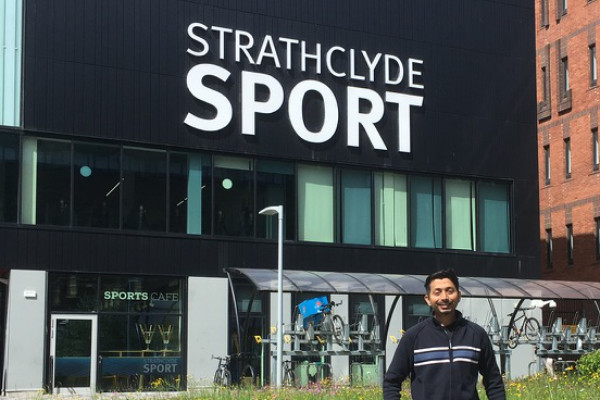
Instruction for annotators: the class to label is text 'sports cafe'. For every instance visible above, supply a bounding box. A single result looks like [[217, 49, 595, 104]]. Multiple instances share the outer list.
[[0, 0, 539, 394]]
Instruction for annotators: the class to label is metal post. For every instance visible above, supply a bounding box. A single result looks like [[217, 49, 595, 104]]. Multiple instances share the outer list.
[[259, 205, 284, 388]]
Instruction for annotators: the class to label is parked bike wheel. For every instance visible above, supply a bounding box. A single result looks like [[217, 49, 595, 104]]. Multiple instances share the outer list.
[[214, 369, 231, 387], [508, 336, 518, 349], [332, 315, 344, 342], [283, 369, 295, 387], [240, 364, 256, 386], [524, 317, 541, 340]]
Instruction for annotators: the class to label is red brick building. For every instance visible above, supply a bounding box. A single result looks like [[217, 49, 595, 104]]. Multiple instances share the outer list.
[[537, 0, 600, 287]]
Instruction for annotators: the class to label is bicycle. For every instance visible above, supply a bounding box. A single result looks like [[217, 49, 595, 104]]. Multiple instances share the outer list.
[[507, 307, 540, 349], [282, 360, 295, 387], [212, 355, 231, 386], [297, 297, 345, 344]]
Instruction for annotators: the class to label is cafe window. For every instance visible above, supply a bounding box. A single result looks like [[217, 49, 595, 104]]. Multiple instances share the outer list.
[[99, 275, 183, 391]]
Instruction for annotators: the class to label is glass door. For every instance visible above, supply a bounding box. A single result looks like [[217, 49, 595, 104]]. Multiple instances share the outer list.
[[50, 314, 98, 394]]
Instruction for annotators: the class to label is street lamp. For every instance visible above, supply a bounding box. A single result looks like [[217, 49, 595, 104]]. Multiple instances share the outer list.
[[258, 205, 284, 388]]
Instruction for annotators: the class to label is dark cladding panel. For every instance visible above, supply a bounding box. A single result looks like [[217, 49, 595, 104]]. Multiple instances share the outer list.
[[23, 0, 537, 179]]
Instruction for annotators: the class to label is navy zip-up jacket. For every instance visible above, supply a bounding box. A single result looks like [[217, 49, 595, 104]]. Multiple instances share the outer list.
[[383, 312, 505, 400]]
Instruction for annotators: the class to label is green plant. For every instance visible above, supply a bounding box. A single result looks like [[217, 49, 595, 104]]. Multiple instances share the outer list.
[[577, 349, 600, 376]]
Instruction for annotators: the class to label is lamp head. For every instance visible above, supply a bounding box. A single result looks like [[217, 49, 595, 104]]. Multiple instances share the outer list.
[[259, 205, 283, 216]]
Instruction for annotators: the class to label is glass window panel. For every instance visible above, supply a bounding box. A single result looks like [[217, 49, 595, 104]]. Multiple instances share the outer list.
[[256, 160, 295, 240], [340, 169, 371, 245], [593, 129, 599, 171], [410, 176, 442, 248], [297, 164, 334, 242], [169, 152, 211, 235], [122, 148, 166, 231], [0, 133, 19, 222], [100, 276, 182, 314], [374, 172, 407, 247], [544, 145, 551, 184], [478, 181, 510, 253], [73, 143, 120, 228], [98, 314, 182, 391], [36, 139, 71, 226], [445, 179, 476, 251], [49, 274, 98, 312], [213, 156, 253, 237]]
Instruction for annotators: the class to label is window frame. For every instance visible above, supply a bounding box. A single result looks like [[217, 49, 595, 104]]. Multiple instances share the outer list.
[[544, 145, 551, 185], [564, 137, 571, 179], [591, 44, 598, 87], [546, 228, 553, 269], [566, 223, 574, 265], [592, 128, 599, 171]]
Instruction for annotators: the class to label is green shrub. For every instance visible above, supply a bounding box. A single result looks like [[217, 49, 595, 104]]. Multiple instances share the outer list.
[[577, 349, 600, 376]]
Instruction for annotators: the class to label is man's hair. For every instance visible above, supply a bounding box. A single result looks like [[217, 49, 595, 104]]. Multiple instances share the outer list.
[[425, 268, 459, 293]]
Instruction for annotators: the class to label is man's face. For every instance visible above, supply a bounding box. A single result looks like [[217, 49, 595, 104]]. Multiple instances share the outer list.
[[424, 278, 461, 316]]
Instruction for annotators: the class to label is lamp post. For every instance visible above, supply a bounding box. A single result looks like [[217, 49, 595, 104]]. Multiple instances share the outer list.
[[258, 205, 284, 388]]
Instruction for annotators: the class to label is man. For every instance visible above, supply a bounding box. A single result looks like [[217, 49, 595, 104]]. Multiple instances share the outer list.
[[383, 269, 505, 400]]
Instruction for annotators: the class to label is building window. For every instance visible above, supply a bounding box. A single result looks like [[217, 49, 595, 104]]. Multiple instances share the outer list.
[[546, 229, 553, 269], [298, 164, 334, 242], [591, 44, 598, 87], [410, 176, 443, 249], [567, 224, 574, 265], [540, 0, 549, 27], [340, 169, 372, 245], [0, 133, 19, 223], [374, 172, 408, 247], [22, 138, 72, 226], [592, 128, 599, 171], [544, 145, 551, 185], [478, 181, 511, 253], [596, 218, 600, 260], [169, 152, 212, 235], [564, 138, 571, 179], [445, 179, 476, 251], [122, 148, 167, 232], [213, 156, 254, 237], [73, 143, 121, 229], [561, 57, 570, 93], [256, 160, 296, 240], [560, 0, 567, 15], [538, 46, 552, 120], [558, 55, 572, 112]]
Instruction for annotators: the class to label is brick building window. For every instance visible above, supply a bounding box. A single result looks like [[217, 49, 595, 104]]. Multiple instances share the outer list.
[[544, 145, 551, 185], [540, 0, 549, 27], [567, 224, 574, 265], [555, 0, 567, 20], [538, 46, 551, 120], [564, 138, 571, 179], [596, 218, 600, 260], [591, 44, 598, 87], [558, 55, 572, 112], [592, 128, 599, 171], [546, 228, 553, 269]]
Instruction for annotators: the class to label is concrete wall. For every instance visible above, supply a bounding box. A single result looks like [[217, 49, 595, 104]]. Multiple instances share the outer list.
[[187, 276, 228, 387], [2, 270, 47, 393]]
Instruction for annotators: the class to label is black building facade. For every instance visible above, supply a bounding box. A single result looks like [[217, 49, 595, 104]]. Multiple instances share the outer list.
[[0, 0, 538, 393]]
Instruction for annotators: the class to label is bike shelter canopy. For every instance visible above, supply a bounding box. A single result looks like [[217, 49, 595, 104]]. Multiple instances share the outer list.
[[226, 268, 600, 300]]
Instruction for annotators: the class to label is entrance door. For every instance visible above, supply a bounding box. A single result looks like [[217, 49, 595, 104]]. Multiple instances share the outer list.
[[50, 314, 98, 395]]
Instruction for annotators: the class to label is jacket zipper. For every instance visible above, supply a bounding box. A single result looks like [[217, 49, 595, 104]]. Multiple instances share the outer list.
[[445, 328, 454, 400]]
